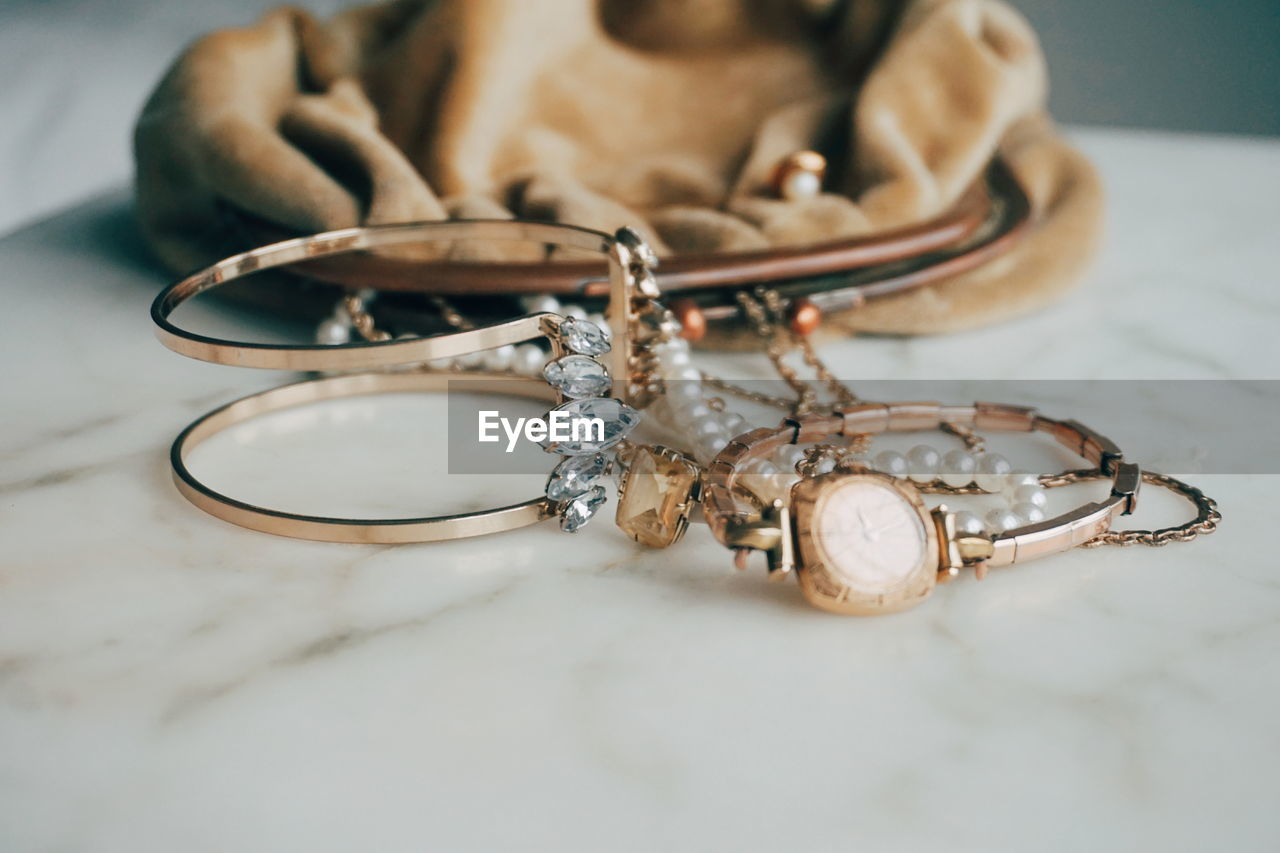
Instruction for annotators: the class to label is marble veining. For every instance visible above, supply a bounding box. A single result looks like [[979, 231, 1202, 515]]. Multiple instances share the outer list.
[[0, 131, 1278, 851]]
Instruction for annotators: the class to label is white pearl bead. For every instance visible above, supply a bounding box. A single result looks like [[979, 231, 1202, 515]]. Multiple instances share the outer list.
[[315, 318, 351, 345], [519, 295, 560, 315], [906, 444, 940, 483], [939, 449, 976, 487], [512, 343, 546, 376], [1012, 502, 1046, 524], [681, 401, 714, 421], [749, 460, 779, 477], [426, 357, 453, 370], [659, 347, 691, 370], [1002, 470, 1039, 495], [813, 455, 837, 475], [455, 350, 484, 369], [722, 412, 746, 435], [774, 445, 805, 472], [665, 379, 704, 403], [953, 510, 984, 535], [1013, 484, 1047, 508], [563, 303, 588, 320], [781, 169, 821, 201], [481, 344, 515, 371], [874, 450, 908, 477], [693, 417, 725, 439], [985, 508, 1020, 532], [697, 433, 730, 460], [669, 366, 702, 384], [974, 453, 1012, 492]]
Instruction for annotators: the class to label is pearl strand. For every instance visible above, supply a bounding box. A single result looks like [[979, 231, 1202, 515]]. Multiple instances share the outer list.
[[741, 440, 1049, 535], [313, 292, 612, 378], [862, 444, 1048, 534], [646, 334, 752, 465]]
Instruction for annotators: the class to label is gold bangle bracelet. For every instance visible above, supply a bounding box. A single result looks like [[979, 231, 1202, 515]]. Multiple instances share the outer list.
[[172, 371, 562, 544], [161, 220, 668, 541], [150, 219, 651, 391]]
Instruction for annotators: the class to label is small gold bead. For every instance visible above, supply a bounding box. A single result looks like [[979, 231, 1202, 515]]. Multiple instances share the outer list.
[[787, 297, 822, 336], [670, 298, 707, 343]]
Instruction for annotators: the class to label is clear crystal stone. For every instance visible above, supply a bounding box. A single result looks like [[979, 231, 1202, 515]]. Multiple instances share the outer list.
[[540, 397, 640, 455], [560, 317, 611, 356], [560, 485, 607, 532], [616, 226, 659, 268], [634, 267, 661, 298], [543, 355, 612, 399], [546, 453, 609, 502]]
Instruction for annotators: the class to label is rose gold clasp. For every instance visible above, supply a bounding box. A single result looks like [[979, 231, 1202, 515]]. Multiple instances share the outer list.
[[722, 500, 794, 579]]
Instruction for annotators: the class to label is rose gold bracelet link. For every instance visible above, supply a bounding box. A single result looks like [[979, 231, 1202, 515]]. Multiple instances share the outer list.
[[785, 414, 843, 443], [938, 404, 977, 426], [1070, 504, 1117, 546], [976, 401, 1037, 431], [705, 460, 737, 487], [1034, 416, 1086, 455], [735, 427, 784, 450], [992, 500, 1111, 566], [712, 441, 755, 469], [1082, 432, 1124, 473], [1111, 462, 1141, 514], [886, 402, 942, 431], [837, 402, 891, 434], [701, 486, 738, 529]]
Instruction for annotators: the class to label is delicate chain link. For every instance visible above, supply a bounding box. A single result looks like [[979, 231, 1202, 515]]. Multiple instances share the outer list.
[[1038, 468, 1221, 546], [939, 420, 986, 453], [700, 373, 798, 410], [425, 295, 473, 331], [343, 294, 391, 342], [759, 289, 858, 407], [733, 290, 817, 413]]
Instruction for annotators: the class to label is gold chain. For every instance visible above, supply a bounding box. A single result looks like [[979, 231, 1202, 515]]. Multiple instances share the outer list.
[[733, 290, 817, 413], [343, 294, 391, 342], [425, 295, 473, 332], [938, 421, 986, 453], [1040, 469, 1221, 546]]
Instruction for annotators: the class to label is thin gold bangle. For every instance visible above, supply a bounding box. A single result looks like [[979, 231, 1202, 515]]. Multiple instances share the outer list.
[[171, 371, 561, 544], [150, 219, 640, 388]]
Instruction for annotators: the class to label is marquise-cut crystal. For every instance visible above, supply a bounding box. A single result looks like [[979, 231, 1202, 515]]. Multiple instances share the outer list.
[[546, 453, 610, 502], [560, 485, 607, 532], [560, 318, 611, 356], [543, 355, 612, 399], [616, 226, 659, 268], [539, 397, 640, 455], [615, 447, 699, 548]]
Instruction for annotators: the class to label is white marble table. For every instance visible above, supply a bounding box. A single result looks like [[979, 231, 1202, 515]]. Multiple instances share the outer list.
[[1, 129, 1277, 852]]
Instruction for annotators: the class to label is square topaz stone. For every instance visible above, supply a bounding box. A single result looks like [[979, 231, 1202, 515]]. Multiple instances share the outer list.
[[615, 447, 700, 548]]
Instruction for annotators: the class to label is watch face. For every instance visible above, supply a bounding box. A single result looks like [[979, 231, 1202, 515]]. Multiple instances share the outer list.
[[813, 479, 927, 595], [791, 472, 938, 615]]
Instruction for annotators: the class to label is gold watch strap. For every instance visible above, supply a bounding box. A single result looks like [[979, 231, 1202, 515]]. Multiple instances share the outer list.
[[702, 401, 1139, 569]]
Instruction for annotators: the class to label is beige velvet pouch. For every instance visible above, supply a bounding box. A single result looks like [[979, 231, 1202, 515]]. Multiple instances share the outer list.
[[134, 0, 1102, 335]]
